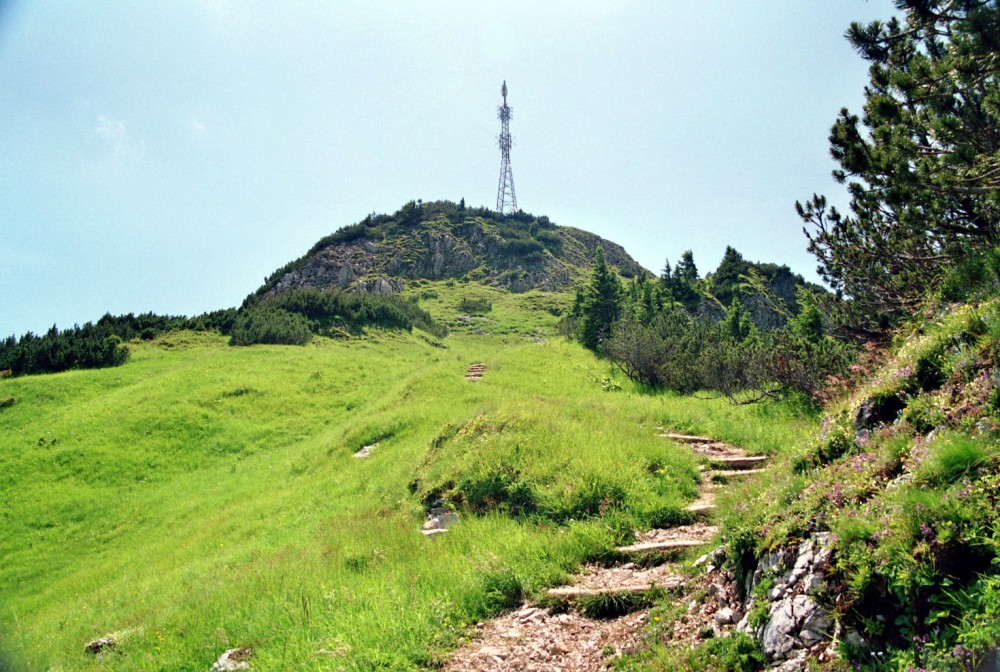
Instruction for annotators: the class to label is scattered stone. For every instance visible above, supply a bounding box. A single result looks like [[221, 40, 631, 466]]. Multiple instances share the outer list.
[[352, 443, 378, 458], [84, 636, 116, 654], [421, 511, 459, 536], [714, 607, 735, 625], [210, 647, 253, 672]]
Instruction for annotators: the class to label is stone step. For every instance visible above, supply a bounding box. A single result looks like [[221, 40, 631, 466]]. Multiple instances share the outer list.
[[616, 538, 710, 554], [658, 432, 714, 444], [710, 468, 768, 480], [545, 565, 685, 600], [685, 501, 716, 517], [708, 455, 768, 470], [546, 584, 659, 598]]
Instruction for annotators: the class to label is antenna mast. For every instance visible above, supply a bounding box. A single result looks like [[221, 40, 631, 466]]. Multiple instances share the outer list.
[[496, 80, 518, 214]]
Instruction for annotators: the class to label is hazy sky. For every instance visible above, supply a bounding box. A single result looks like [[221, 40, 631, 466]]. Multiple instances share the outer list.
[[1, 1, 897, 336]]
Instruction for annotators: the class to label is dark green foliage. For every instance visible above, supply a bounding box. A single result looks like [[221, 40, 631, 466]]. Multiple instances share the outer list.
[[241, 288, 448, 341], [688, 633, 766, 672], [456, 468, 538, 517], [457, 297, 493, 314], [939, 247, 1000, 302], [577, 591, 657, 619], [605, 307, 708, 391], [576, 248, 623, 351], [478, 569, 524, 615], [605, 285, 852, 403], [497, 237, 545, 261], [788, 289, 825, 343], [662, 250, 703, 311], [0, 324, 130, 377], [229, 308, 313, 346], [798, 1, 1000, 330], [711, 246, 746, 306]]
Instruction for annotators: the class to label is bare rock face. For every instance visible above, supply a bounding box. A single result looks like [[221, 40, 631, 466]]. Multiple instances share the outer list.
[[735, 532, 851, 665]]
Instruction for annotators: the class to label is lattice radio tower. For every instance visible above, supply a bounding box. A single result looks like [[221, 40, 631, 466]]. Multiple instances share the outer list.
[[496, 80, 518, 214]]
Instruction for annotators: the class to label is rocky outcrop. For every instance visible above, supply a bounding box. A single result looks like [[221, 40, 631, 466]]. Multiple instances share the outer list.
[[729, 532, 864, 668], [258, 210, 649, 299]]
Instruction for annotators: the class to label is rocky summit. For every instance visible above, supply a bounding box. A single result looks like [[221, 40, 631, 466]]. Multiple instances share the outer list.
[[253, 200, 647, 298]]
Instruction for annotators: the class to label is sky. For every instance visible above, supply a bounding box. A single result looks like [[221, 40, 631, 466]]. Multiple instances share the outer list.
[[1, 1, 898, 337]]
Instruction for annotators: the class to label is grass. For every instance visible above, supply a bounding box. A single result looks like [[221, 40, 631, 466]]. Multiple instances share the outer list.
[[0, 282, 809, 670]]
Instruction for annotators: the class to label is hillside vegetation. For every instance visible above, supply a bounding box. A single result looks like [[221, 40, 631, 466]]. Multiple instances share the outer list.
[[253, 199, 648, 297], [0, 282, 813, 671]]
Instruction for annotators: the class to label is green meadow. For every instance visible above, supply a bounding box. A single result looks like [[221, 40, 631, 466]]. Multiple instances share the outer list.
[[0, 284, 811, 671]]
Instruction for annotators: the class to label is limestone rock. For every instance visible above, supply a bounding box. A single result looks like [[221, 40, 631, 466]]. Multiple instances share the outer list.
[[210, 647, 253, 671], [421, 511, 459, 535], [761, 594, 833, 661]]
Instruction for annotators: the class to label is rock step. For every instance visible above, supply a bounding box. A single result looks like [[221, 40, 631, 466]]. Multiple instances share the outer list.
[[546, 584, 660, 598], [545, 565, 685, 599], [686, 502, 716, 516], [658, 432, 714, 443], [708, 455, 768, 470], [616, 538, 710, 554], [711, 468, 767, 480]]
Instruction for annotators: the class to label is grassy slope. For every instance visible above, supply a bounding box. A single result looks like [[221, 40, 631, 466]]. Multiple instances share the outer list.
[[0, 282, 811, 671]]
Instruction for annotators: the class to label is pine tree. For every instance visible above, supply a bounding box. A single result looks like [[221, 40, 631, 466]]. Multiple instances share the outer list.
[[798, 1, 1000, 330], [579, 247, 623, 351]]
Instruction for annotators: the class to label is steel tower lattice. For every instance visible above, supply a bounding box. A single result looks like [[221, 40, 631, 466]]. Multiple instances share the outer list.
[[495, 80, 518, 214]]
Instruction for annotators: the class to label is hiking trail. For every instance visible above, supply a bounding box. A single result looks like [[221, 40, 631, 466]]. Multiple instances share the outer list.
[[440, 431, 770, 671]]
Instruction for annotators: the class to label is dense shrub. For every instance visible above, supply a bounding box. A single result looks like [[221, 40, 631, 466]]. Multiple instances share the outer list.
[[242, 288, 448, 340], [457, 297, 493, 314], [0, 324, 130, 377], [229, 307, 313, 346]]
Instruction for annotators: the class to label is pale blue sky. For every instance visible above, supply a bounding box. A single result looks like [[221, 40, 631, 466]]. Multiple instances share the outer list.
[[1, 1, 896, 336]]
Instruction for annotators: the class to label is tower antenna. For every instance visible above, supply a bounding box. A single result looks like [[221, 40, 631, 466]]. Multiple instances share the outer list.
[[496, 80, 518, 214]]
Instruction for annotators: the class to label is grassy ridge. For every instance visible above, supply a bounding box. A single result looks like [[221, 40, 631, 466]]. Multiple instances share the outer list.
[[0, 284, 809, 670]]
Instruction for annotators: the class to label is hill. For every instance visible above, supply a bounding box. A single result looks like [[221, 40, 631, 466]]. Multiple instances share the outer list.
[[252, 200, 648, 298], [0, 281, 810, 670]]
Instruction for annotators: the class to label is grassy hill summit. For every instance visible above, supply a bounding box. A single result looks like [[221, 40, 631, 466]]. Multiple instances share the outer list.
[[253, 199, 649, 298]]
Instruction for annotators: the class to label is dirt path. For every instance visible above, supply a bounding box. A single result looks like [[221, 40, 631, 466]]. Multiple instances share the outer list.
[[440, 432, 769, 671]]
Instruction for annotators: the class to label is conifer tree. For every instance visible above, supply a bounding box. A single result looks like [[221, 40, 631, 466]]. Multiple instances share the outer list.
[[798, 0, 1000, 329], [579, 247, 623, 351]]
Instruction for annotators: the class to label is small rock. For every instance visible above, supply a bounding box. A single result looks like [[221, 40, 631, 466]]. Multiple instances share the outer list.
[[687, 599, 700, 612], [714, 607, 735, 625], [705, 564, 716, 574], [772, 651, 809, 672], [420, 528, 448, 537], [800, 628, 826, 647], [804, 572, 826, 594], [210, 647, 253, 672], [84, 636, 116, 654], [352, 443, 378, 458], [694, 553, 709, 567], [421, 511, 459, 532], [768, 585, 786, 601]]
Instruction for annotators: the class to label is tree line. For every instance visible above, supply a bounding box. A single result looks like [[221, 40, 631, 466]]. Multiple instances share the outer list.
[[566, 247, 852, 404], [1, 289, 447, 378]]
